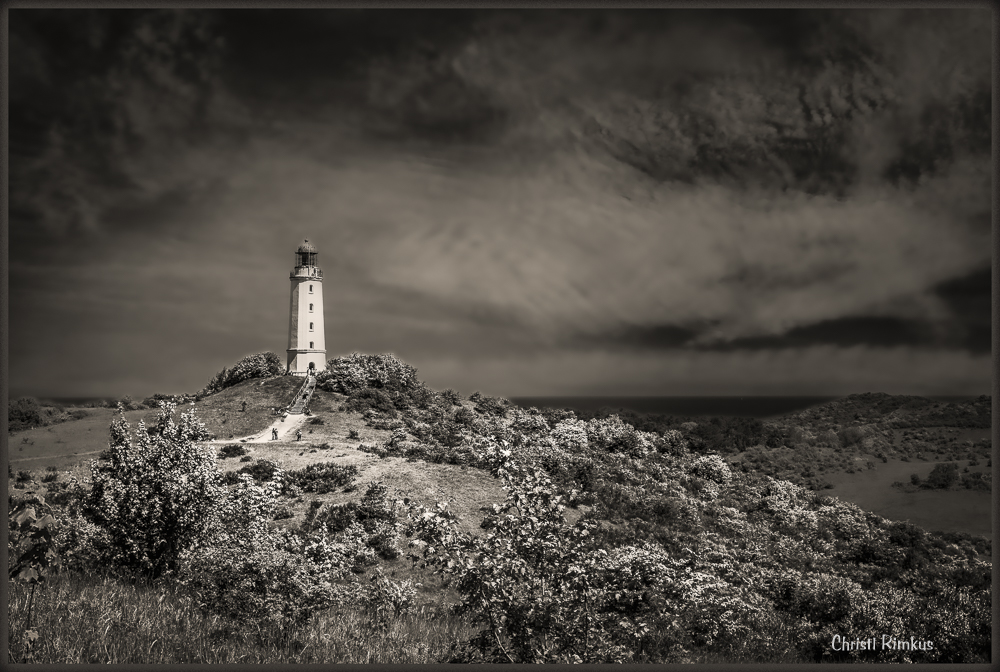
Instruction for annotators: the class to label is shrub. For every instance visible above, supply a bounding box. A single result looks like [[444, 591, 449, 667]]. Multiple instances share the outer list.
[[924, 462, 959, 490], [177, 474, 345, 638], [691, 455, 733, 485], [285, 462, 359, 494], [218, 444, 249, 459], [223, 459, 281, 486], [348, 429, 360, 440], [551, 419, 589, 452], [346, 387, 397, 415], [303, 501, 358, 534], [407, 448, 685, 663], [586, 415, 653, 458], [363, 567, 419, 629], [438, 389, 463, 407], [88, 403, 222, 578], [837, 426, 866, 448], [116, 395, 145, 411], [301, 483, 401, 561], [8, 397, 44, 432], [471, 392, 508, 416], [454, 406, 476, 426], [318, 353, 421, 395]]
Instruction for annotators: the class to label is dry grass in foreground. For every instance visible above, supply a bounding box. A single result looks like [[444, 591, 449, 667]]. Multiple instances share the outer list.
[[8, 569, 475, 664]]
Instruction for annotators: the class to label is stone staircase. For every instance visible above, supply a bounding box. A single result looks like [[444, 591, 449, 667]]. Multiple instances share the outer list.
[[286, 374, 316, 415]]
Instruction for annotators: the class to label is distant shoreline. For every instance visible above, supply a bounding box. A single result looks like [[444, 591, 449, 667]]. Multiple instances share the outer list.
[[18, 393, 988, 421]]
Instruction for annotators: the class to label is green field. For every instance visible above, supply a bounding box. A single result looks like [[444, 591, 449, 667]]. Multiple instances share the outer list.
[[9, 407, 159, 472], [824, 458, 992, 539]]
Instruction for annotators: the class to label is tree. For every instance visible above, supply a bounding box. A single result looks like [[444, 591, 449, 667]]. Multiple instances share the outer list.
[[924, 462, 959, 490], [8, 397, 44, 432]]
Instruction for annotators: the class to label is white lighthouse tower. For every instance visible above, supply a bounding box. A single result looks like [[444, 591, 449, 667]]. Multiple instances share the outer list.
[[286, 239, 326, 376]]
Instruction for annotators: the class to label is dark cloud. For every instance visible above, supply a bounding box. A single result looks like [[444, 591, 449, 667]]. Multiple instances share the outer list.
[[10, 9, 244, 241], [932, 266, 993, 354], [8, 8, 991, 398], [587, 266, 991, 355]]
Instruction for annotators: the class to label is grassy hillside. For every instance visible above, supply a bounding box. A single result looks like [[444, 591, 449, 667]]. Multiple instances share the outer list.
[[10, 407, 159, 471], [193, 375, 304, 439], [8, 360, 992, 664], [9, 376, 304, 471]]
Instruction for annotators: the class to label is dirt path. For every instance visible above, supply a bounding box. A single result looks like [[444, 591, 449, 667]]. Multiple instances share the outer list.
[[202, 412, 310, 444]]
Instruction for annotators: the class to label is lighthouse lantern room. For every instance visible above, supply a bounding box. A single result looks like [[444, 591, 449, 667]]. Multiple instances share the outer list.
[[287, 239, 326, 376]]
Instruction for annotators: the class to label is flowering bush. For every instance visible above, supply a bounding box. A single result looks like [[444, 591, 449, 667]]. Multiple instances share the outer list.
[[656, 429, 687, 455], [408, 444, 682, 663], [88, 403, 223, 578], [585, 415, 654, 458], [317, 352, 422, 394], [297, 482, 404, 563], [179, 526, 343, 636], [176, 468, 356, 637], [551, 419, 590, 453], [470, 392, 510, 416], [690, 455, 733, 485]]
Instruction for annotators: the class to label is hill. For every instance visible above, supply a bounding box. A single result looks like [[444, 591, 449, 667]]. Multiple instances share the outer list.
[[8, 356, 992, 664], [773, 392, 991, 431]]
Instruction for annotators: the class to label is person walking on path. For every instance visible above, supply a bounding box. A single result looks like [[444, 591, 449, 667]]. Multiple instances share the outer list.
[[241, 400, 247, 412], [272, 428, 278, 441], [295, 429, 302, 441]]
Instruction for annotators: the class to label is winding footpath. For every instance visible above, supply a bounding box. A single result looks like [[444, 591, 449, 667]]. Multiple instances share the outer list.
[[204, 374, 318, 444]]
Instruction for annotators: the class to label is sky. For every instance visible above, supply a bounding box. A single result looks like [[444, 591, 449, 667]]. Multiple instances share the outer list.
[[7, 8, 994, 400]]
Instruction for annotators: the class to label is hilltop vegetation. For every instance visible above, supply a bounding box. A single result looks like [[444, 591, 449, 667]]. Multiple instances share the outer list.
[[777, 392, 991, 430], [8, 354, 992, 663], [550, 393, 992, 492]]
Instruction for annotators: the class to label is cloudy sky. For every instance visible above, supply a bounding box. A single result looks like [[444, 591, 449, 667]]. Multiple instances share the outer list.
[[8, 8, 993, 400]]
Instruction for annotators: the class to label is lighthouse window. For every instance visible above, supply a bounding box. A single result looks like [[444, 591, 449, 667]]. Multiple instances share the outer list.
[[309, 322, 314, 331], [309, 303, 313, 312], [310, 341, 314, 348], [309, 285, 313, 293]]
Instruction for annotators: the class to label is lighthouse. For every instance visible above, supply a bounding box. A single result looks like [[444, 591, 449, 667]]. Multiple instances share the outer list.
[[286, 239, 326, 376]]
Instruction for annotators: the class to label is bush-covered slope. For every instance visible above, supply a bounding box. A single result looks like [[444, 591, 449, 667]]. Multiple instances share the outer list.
[[8, 354, 992, 664], [315, 355, 992, 663]]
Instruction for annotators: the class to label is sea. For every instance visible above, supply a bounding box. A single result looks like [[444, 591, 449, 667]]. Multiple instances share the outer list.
[[34, 397, 119, 407]]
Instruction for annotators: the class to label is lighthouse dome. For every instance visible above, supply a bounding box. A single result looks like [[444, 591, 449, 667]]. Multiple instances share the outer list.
[[297, 239, 317, 253]]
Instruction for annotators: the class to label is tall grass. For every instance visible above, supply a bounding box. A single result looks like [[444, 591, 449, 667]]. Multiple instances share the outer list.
[[8, 569, 474, 664]]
